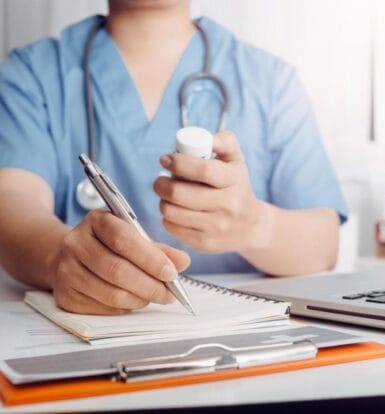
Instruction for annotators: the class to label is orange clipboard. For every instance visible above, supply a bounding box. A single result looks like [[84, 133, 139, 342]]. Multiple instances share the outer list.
[[1, 342, 385, 406]]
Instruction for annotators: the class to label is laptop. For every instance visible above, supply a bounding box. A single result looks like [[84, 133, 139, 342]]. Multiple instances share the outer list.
[[239, 270, 385, 329]]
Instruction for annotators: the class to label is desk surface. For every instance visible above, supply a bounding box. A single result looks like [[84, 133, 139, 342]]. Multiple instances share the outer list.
[[0, 267, 385, 413]]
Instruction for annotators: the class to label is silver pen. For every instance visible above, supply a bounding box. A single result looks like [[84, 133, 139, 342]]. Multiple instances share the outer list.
[[79, 154, 196, 315]]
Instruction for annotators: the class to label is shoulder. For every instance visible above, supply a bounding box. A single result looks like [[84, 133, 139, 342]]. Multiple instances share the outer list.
[[0, 15, 102, 86], [198, 17, 297, 103], [198, 17, 296, 79]]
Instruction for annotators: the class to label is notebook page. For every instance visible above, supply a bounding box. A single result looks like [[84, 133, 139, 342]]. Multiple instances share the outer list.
[[25, 277, 290, 340]]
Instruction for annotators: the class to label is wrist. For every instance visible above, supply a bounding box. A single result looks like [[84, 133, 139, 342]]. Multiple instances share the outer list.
[[237, 199, 276, 258], [44, 225, 72, 290]]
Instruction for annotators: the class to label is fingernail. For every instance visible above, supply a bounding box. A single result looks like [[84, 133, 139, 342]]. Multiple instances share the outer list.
[[160, 155, 172, 168], [160, 264, 178, 281]]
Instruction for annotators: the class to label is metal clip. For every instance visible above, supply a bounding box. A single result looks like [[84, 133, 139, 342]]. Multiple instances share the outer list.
[[111, 340, 317, 382]]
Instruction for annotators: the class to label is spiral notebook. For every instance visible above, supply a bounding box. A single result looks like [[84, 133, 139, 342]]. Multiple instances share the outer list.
[[24, 276, 290, 344]]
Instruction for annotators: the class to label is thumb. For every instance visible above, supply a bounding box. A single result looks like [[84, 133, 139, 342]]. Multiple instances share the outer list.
[[156, 243, 191, 273], [212, 131, 244, 162]]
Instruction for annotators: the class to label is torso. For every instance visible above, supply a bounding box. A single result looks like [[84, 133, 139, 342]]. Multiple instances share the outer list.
[[120, 46, 188, 120], [1, 16, 344, 274]]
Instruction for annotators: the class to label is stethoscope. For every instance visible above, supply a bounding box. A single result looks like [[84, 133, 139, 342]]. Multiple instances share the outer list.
[[76, 17, 230, 211]]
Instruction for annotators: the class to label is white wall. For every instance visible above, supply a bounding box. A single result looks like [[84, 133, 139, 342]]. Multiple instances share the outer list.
[[375, 0, 385, 143], [1, 0, 383, 257], [190, 1, 380, 258], [0, 1, 4, 60], [0, 0, 107, 53]]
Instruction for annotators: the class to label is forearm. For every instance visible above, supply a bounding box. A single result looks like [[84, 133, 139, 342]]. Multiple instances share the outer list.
[[0, 191, 70, 289], [239, 202, 340, 276]]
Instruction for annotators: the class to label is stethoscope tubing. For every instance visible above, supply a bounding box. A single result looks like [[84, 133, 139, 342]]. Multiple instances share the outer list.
[[77, 17, 230, 210], [179, 71, 229, 131]]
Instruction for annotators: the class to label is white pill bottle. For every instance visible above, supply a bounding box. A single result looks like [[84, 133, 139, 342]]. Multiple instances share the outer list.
[[176, 126, 213, 159]]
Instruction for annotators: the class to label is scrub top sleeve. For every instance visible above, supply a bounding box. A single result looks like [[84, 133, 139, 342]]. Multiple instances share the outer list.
[[267, 62, 348, 223], [0, 49, 59, 192]]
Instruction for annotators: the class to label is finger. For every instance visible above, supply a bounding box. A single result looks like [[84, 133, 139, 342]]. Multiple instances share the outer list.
[[163, 220, 219, 253], [88, 210, 179, 282], [71, 229, 175, 305], [156, 242, 191, 272], [64, 256, 150, 310], [159, 153, 236, 188], [160, 200, 207, 231], [160, 200, 232, 238], [55, 287, 128, 315], [154, 176, 223, 211], [212, 131, 244, 162]]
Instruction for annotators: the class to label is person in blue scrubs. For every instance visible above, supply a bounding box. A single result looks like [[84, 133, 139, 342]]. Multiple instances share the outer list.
[[0, 0, 347, 314]]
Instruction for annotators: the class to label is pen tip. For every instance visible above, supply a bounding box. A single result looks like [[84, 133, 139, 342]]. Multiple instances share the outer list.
[[186, 304, 197, 316]]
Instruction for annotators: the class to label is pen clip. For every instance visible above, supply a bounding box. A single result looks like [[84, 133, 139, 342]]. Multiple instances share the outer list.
[[80, 153, 138, 222]]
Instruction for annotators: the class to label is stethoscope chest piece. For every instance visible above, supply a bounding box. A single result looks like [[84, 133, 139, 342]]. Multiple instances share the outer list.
[[76, 177, 106, 210]]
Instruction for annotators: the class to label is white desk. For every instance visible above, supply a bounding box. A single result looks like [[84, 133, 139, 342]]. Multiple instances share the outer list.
[[0, 268, 385, 413]]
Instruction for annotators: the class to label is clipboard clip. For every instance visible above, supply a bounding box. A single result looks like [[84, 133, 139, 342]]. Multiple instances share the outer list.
[[111, 340, 317, 382]]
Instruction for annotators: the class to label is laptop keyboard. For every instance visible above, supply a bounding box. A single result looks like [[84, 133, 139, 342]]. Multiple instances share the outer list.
[[342, 290, 385, 304]]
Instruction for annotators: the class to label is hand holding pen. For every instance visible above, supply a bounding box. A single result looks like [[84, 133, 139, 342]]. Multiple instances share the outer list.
[[78, 154, 196, 315], [50, 158, 192, 315]]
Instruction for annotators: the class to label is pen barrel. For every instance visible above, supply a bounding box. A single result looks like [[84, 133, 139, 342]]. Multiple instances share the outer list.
[[91, 175, 150, 241]]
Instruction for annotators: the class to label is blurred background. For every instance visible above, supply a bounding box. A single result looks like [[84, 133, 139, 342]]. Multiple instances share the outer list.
[[1, 0, 384, 269]]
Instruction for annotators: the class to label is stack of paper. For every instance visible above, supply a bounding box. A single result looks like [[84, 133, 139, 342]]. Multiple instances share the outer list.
[[25, 277, 290, 344]]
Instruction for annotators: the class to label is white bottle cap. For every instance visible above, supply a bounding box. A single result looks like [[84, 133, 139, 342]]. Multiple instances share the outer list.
[[176, 127, 213, 159]]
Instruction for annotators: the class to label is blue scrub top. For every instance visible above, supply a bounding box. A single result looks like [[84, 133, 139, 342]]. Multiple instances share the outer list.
[[0, 16, 347, 274]]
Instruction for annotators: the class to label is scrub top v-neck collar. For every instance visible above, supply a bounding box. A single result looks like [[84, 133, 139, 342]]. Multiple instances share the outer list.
[[88, 18, 206, 145]]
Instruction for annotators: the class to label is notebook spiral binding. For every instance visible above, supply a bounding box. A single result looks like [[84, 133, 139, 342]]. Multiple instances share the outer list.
[[180, 275, 283, 305]]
